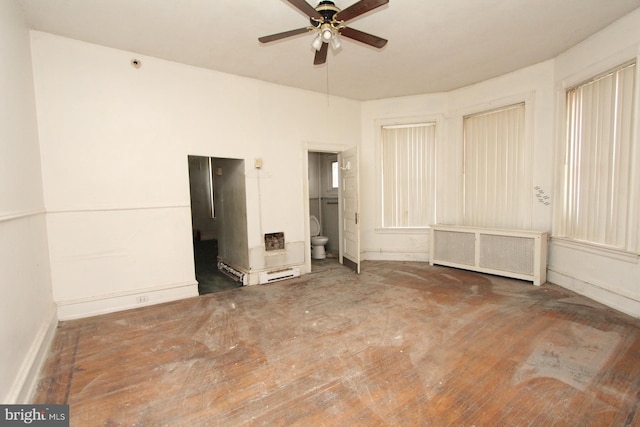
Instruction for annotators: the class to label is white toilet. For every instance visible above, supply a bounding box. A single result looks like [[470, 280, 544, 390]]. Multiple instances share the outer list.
[[310, 215, 329, 259]]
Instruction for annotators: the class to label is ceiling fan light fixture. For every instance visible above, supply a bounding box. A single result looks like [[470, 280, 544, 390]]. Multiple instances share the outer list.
[[259, 0, 389, 65], [312, 34, 323, 51], [331, 32, 341, 50], [320, 24, 333, 42]]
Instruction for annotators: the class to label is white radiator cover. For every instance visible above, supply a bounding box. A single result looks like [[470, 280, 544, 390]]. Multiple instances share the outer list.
[[430, 225, 548, 286]]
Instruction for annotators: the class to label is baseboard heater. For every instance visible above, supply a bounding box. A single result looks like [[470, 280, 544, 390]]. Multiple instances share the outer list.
[[218, 261, 247, 285], [258, 267, 301, 285], [429, 225, 548, 286]]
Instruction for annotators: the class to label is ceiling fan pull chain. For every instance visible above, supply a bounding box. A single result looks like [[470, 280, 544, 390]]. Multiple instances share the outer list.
[[326, 59, 330, 106]]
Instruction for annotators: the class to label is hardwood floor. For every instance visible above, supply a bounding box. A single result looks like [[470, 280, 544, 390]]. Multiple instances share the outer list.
[[34, 261, 640, 426]]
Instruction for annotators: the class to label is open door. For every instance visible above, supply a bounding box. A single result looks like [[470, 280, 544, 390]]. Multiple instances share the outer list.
[[339, 147, 360, 273]]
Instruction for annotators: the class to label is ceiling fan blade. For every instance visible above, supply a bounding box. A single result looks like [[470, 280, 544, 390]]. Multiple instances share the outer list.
[[286, 0, 323, 20], [340, 27, 387, 48], [335, 0, 389, 22], [259, 27, 310, 43], [314, 42, 329, 65]]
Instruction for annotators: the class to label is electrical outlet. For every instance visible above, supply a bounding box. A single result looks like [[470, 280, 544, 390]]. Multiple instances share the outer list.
[[136, 295, 149, 304]]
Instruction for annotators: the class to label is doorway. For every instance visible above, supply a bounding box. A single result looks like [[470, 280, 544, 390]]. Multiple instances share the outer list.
[[308, 151, 340, 271], [304, 145, 360, 275], [187, 155, 247, 294]]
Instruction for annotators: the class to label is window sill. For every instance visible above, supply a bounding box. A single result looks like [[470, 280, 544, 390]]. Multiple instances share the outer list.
[[551, 237, 639, 264]]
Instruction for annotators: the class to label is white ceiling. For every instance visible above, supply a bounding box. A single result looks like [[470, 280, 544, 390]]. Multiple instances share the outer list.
[[19, 0, 640, 100]]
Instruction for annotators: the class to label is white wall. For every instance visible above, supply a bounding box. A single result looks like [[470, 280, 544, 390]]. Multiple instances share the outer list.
[[549, 8, 640, 317], [360, 93, 448, 261], [30, 32, 360, 318], [360, 8, 640, 318], [446, 60, 556, 231], [360, 60, 556, 261], [0, 0, 56, 403], [22, 7, 640, 334]]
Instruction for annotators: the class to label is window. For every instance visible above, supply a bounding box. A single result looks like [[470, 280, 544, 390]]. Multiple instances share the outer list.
[[381, 123, 436, 228], [559, 62, 638, 252], [463, 103, 530, 229], [320, 154, 338, 195]]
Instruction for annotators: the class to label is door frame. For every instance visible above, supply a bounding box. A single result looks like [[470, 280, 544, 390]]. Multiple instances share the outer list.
[[301, 142, 347, 274]]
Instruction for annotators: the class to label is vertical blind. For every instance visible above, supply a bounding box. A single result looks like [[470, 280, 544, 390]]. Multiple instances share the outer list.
[[381, 123, 436, 228], [561, 62, 637, 252], [463, 103, 530, 229]]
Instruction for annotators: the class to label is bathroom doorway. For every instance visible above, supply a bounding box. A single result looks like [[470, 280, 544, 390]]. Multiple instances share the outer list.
[[308, 151, 340, 271], [187, 155, 247, 294]]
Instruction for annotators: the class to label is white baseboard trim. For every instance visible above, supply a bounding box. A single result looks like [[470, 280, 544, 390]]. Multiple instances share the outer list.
[[56, 281, 199, 321], [548, 269, 640, 318], [5, 305, 58, 404], [244, 263, 305, 286], [362, 251, 429, 262]]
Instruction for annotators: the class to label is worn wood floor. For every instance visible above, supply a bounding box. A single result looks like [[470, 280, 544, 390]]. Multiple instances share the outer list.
[[34, 261, 640, 426]]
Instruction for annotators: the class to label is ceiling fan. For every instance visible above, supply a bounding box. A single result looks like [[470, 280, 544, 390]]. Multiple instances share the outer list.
[[259, 0, 389, 65]]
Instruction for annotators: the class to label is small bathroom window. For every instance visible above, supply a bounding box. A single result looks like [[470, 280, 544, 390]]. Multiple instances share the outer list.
[[320, 153, 338, 197], [331, 161, 339, 189]]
